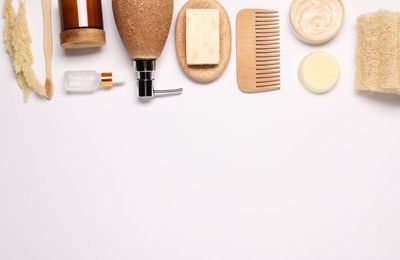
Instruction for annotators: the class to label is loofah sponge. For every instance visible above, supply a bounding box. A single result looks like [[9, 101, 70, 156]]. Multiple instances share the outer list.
[[356, 10, 400, 95]]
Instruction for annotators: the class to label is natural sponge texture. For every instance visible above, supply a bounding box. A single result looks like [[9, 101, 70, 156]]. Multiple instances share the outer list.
[[356, 10, 400, 95]]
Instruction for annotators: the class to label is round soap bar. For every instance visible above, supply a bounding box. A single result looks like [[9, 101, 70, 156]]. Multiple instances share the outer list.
[[175, 0, 231, 83], [290, 0, 344, 45], [298, 52, 340, 94]]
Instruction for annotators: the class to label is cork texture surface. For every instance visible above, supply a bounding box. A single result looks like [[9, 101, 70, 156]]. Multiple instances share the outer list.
[[175, 0, 232, 83], [112, 0, 173, 59]]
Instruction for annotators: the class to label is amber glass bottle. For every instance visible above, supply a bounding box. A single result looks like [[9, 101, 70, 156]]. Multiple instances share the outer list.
[[59, 0, 106, 49]]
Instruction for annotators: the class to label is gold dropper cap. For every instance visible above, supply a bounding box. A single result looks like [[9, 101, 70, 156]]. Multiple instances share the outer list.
[[101, 72, 113, 88]]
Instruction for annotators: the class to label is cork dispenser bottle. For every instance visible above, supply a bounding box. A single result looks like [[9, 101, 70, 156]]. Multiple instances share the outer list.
[[112, 0, 182, 98]]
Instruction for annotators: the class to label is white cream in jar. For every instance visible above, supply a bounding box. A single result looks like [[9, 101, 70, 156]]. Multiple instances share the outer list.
[[290, 0, 344, 45]]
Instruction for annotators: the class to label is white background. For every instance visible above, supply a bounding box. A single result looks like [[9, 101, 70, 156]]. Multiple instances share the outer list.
[[1, 0, 400, 259]]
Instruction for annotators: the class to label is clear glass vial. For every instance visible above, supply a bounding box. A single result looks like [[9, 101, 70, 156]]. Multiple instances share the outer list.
[[64, 70, 125, 93]]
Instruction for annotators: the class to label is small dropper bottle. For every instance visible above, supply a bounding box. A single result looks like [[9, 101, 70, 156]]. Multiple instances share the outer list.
[[64, 70, 125, 93]]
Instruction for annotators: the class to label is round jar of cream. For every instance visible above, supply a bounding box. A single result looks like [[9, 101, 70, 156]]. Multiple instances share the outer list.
[[59, 0, 106, 49], [290, 0, 344, 45]]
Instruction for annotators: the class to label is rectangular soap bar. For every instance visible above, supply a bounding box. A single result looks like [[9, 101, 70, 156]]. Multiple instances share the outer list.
[[186, 9, 220, 65]]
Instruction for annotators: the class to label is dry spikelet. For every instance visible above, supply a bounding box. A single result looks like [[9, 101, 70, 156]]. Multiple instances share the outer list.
[[12, 1, 34, 73], [15, 72, 26, 89], [3, 0, 15, 56], [3, 0, 46, 102], [23, 86, 31, 103], [16, 73, 31, 102], [22, 63, 46, 96]]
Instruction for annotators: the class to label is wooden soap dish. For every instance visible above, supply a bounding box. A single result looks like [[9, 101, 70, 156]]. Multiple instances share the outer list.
[[175, 0, 231, 83]]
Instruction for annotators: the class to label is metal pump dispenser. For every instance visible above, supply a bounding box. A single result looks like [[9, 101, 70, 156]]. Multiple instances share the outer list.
[[135, 60, 182, 98]]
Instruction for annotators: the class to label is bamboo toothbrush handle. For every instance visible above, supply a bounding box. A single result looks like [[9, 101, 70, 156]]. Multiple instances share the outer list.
[[42, 0, 52, 78]]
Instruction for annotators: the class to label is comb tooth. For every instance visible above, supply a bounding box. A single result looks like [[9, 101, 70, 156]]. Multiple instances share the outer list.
[[256, 50, 280, 54], [255, 10, 279, 14], [256, 18, 279, 22], [257, 60, 280, 64], [256, 40, 280, 43], [256, 49, 281, 54], [256, 29, 280, 33], [256, 22, 279, 27], [255, 15, 279, 17], [256, 58, 280, 63], [256, 48, 280, 52], [256, 43, 280, 46], [256, 79, 280, 84], [256, 76, 280, 81], [258, 39, 280, 42], [257, 82, 281, 87], [257, 69, 280, 73], [256, 32, 280, 35], [257, 85, 280, 88], [256, 81, 280, 85], [256, 26, 280, 30], [256, 44, 280, 47], [256, 47, 280, 51], [255, 69, 280, 74], [256, 82, 281, 89], [256, 24, 280, 27], [256, 55, 280, 59], [256, 54, 280, 58], [256, 81, 280, 86], [256, 88, 281, 92], [256, 65, 280, 70], [257, 84, 280, 88], [256, 16, 279, 19], [256, 19, 279, 23], [256, 67, 280, 71], [257, 78, 280, 82], [257, 68, 280, 72], [256, 75, 280, 80], [257, 64, 280, 67], [256, 14, 279, 18], [256, 82, 281, 87], [257, 75, 280, 78], [256, 37, 280, 42], [256, 42, 280, 47], [256, 53, 280, 56], [256, 34, 280, 38], [256, 12, 279, 14], [256, 76, 280, 82], [256, 61, 280, 66], [256, 47, 280, 50], [256, 42, 280, 46], [256, 20, 279, 24]]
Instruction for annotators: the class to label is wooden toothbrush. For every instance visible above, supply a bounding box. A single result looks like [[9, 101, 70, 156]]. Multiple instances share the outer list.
[[42, 0, 53, 100]]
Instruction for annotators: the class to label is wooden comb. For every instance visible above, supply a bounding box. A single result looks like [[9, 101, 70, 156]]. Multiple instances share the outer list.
[[236, 9, 281, 93]]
